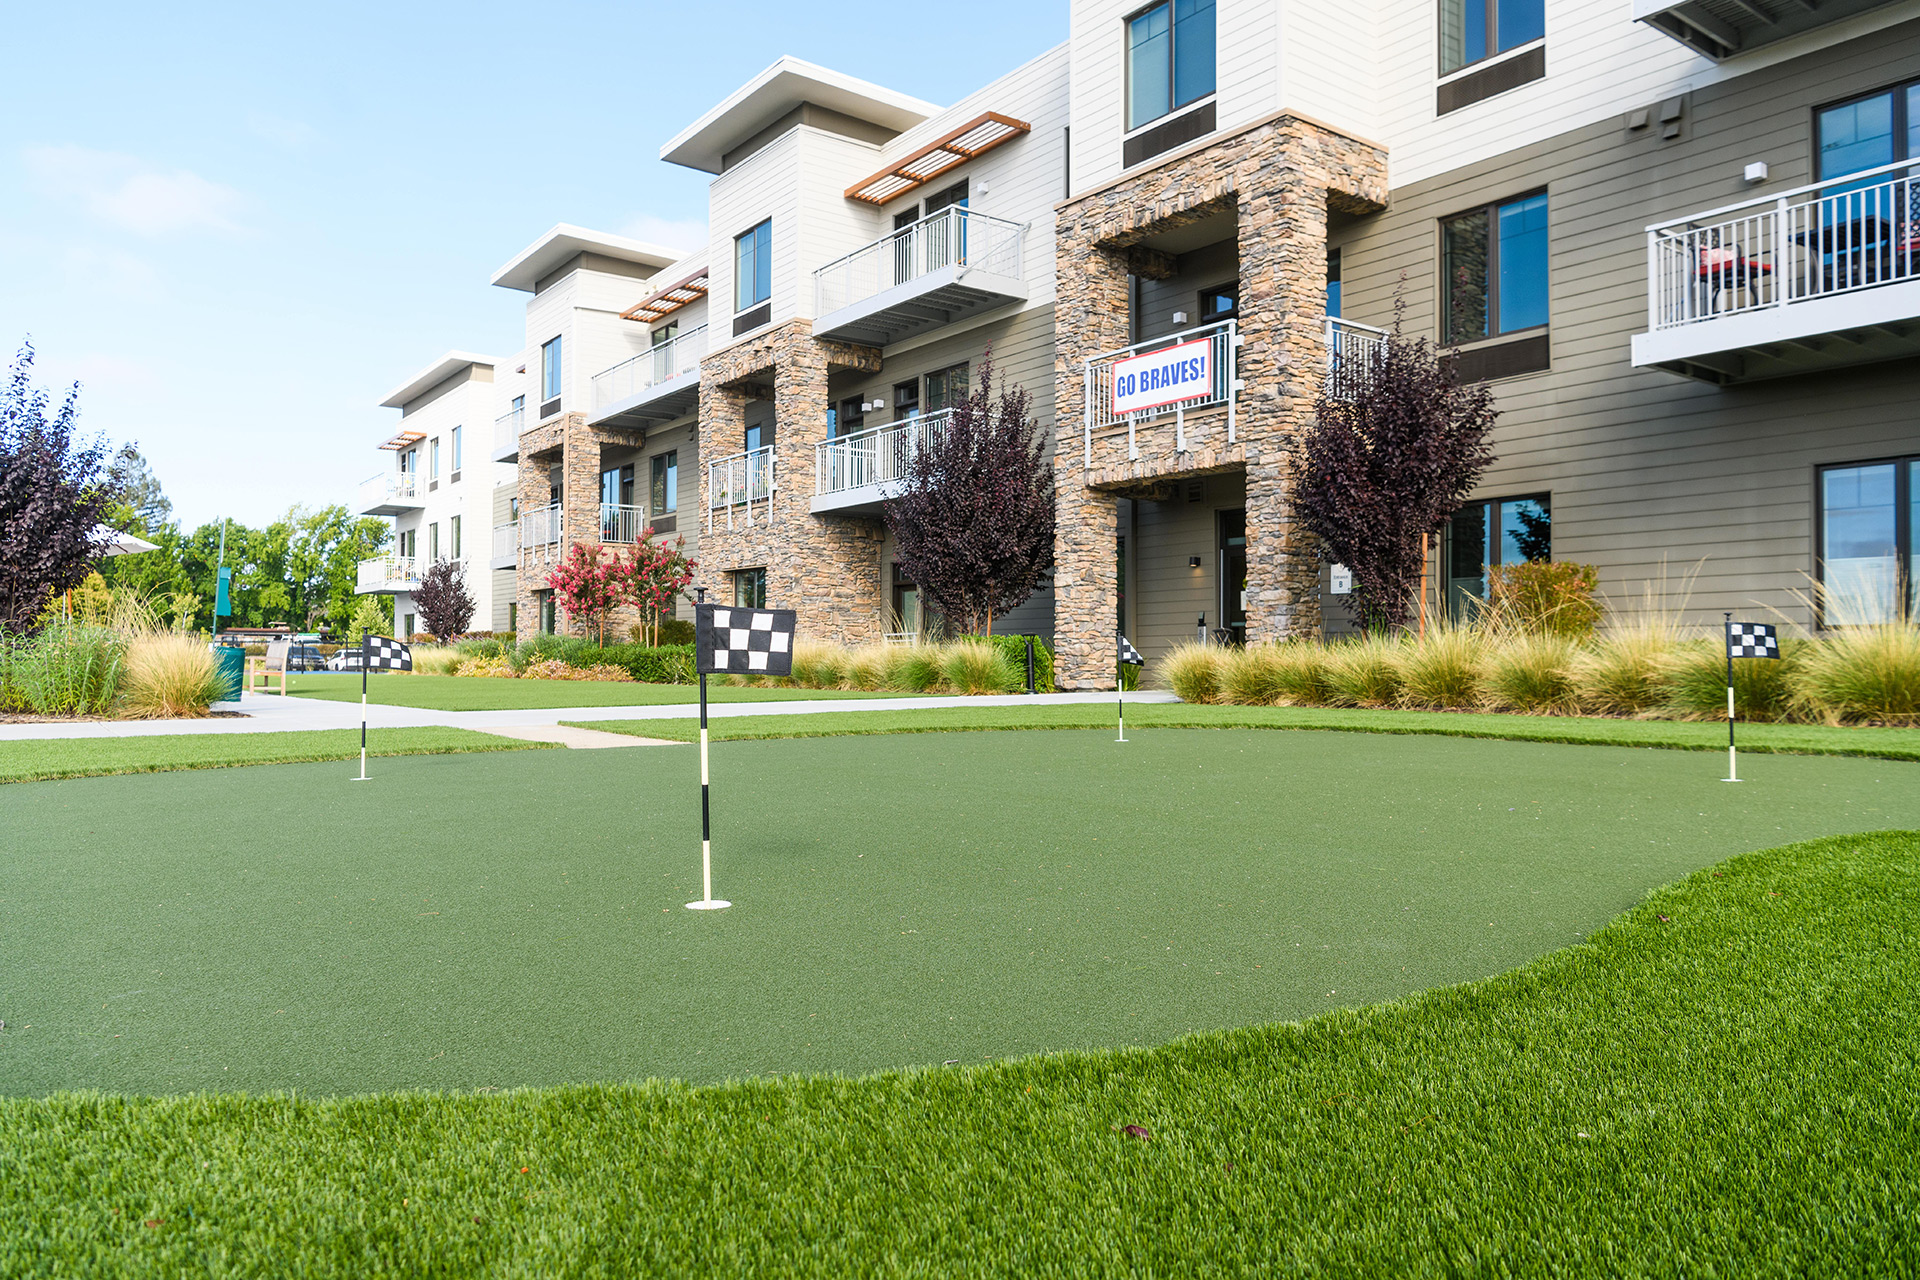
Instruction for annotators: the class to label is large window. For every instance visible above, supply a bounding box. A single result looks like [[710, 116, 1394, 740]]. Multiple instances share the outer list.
[[734, 567, 768, 609], [450, 426, 462, 474], [428, 522, 440, 563], [601, 463, 634, 508], [1442, 191, 1549, 344], [430, 437, 440, 479], [450, 515, 461, 559], [1819, 458, 1918, 625], [1126, 0, 1215, 131], [1816, 78, 1920, 181], [734, 219, 772, 312], [1444, 494, 1550, 617], [1440, 0, 1544, 75], [651, 451, 678, 515], [541, 336, 563, 403], [925, 363, 971, 414]]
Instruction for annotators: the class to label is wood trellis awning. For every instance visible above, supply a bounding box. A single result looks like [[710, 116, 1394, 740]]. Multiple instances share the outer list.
[[378, 430, 426, 451], [844, 112, 1031, 205], [620, 269, 710, 324]]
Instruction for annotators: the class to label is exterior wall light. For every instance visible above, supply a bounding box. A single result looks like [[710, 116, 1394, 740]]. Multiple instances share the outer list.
[[1188, 556, 1202, 568]]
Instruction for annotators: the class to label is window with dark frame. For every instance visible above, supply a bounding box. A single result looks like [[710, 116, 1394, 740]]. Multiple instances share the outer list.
[[1439, 0, 1544, 76], [837, 395, 865, 437], [1443, 494, 1550, 619], [924, 363, 970, 413], [450, 515, 461, 559], [1199, 282, 1238, 322], [651, 451, 678, 516], [1326, 250, 1342, 318], [1818, 456, 1918, 626], [541, 335, 563, 404], [734, 567, 768, 609], [1442, 191, 1549, 345], [734, 219, 772, 312], [1126, 0, 1216, 132]]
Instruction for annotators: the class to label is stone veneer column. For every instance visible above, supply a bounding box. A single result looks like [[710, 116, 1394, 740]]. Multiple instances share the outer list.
[[1052, 242, 1134, 690]]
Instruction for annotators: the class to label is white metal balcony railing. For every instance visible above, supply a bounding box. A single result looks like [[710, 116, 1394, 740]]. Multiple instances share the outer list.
[[519, 503, 563, 550], [493, 405, 524, 456], [814, 409, 953, 499], [814, 206, 1027, 316], [599, 503, 652, 544], [491, 521, 518, 561], [1647, 158, 1920, 331], [355, 470, 423, 513], [1324, 318, 1390, 401], [706, 446, 776, 532], [590, 325, 709, 412], [1082, 318, 1239, 465], [355, 555, 419, 592]]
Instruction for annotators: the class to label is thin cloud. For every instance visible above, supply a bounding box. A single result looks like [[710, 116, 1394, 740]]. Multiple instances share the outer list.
[[23, 145, 249, 238]]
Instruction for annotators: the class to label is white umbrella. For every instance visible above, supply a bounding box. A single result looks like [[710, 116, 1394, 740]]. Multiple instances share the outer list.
[[96, 526, 158, 556]]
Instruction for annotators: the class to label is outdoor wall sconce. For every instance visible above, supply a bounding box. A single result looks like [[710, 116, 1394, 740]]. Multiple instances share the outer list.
[[1188, 556, 1202, 568]]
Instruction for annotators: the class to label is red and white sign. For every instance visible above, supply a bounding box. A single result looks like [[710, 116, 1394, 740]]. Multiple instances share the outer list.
[[1110, 337, 1213, 417]]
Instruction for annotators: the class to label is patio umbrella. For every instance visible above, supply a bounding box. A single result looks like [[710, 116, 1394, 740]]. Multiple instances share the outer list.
[[96, 526, 158, 556]]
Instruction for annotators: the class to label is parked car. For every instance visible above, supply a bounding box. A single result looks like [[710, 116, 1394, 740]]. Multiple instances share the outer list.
[[285, 644, 330, 672], [325, 650, 367, 671]]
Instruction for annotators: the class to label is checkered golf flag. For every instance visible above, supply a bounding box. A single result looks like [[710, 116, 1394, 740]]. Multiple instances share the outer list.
[[696, 604, 796, 676], [362, 635, 413, 671], [1118, 635, 1144, 666], [1727, 623, 1780, 660]]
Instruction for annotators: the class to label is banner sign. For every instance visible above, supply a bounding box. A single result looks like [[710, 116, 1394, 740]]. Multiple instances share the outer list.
[[1111, 338, 1213, 417]]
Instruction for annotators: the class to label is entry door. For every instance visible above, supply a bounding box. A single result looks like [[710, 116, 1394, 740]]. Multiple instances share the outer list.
[[1219, 509, 1247, 643]]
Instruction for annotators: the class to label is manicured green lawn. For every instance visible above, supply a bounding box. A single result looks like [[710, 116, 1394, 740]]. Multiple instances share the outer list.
[[0, 728, 550, 784], [286, 672, 907, 710], [4, 828, 1915, 1275], [579, 700, 1920, 760]]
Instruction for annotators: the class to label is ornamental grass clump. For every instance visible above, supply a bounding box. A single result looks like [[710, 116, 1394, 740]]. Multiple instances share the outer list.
[[452, 655, 515, 678], [1218, 644, 1287, 706], [1574, 622, 1681, 716], [1160, 642, 1226, 704], [1324, 634, 1405, 707], [1663, 637, 1800, 722], [410, 646, 463, 676], [116, 633, 221, 718], [521, 659, 633, 682], [884, 645, 943, 694], [11, 622, 125, 715], [788, 641, 847, 690], [841, 644, 890, 692], [1483, 634, 1578, 713], [1266, 642, 1338, 706], [939, 640, 1020, 695], [1789, 621, 1920, 723], [1397, 627, 1484, 709]]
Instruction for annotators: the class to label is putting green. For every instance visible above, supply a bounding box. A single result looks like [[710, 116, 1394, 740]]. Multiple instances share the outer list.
[[4, 729, 1915, 1097], [285, 672, 901, 709]]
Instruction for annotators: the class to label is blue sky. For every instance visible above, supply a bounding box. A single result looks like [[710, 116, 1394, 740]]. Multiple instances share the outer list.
[[1, 1, 1065, 529]]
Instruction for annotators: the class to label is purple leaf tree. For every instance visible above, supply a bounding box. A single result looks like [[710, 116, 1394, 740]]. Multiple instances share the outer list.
[[413, 557, 476, 642], [882, 352, 1054, 637]]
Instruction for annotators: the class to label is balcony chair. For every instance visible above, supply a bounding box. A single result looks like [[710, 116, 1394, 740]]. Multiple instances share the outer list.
[[1696, 238, 1773, 313]]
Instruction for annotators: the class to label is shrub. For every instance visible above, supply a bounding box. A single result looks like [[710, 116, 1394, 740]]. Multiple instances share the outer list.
[[118, 633, 221, 718], [452, 655, 515, 678], [1483, 634, 1578, 712], [842, 644, 890, 691], [884, 645, 943, 693], [789, 641, 848, 690], [977, 634, 1054, 693], [1160, 642, 1226, 703], [1266, 642, 1338, 706], [630, 618, 694, 646], [1663, 637, 1801, 723], [1398, 628, 1483, 709], [1486, 561, 1602, 637], [407, 632, 435, 647], [10, 622, 125, 715], [1324, 634, 1405, 707], [410, 646, 463, 676], [455, 637, 508, 660], [939, 640, 1021, 695], [522, 659, 633, 682], [1790, 623, 1920, 723]]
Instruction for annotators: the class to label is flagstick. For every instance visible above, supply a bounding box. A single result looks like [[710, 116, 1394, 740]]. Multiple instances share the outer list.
[[353, 630, 371, 782], [1116, 685, 1126, 743], [688, 592, 729, 910], [1723, 611, 1739, 783]]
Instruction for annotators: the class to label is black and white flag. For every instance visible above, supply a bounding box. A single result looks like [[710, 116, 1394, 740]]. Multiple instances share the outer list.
[[696, 604, 797, 676], [362, 635, 413, 671], [1118, 635, 1144, 666], [1726, 623, 1780, 660]]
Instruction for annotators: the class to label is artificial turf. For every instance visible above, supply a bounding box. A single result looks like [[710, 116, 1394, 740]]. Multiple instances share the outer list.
[[286, 672, 905, 710], [578, 700, 1920, 759], [5, 729, 1917, 1099], [3, 828, 1915, 1275], [0, 728, 551, 784]]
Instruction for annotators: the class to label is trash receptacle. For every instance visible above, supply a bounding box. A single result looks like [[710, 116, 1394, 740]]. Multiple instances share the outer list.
[[210, 644, 245, 702]]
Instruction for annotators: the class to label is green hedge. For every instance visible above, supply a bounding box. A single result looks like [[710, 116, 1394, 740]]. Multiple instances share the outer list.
[[513, 635, 695, 684]]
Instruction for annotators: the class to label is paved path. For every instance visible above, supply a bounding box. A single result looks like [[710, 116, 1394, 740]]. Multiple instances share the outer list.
[[0, 690, 1180, 741]]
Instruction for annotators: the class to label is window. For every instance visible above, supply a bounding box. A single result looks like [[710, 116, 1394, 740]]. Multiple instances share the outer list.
[[536, 591, 555, 635], [512, 394, 525, 417], [745, 421, 773, 453], [734, 568, 768, 609], [1443, 191, 1548, 344], [1817, 79, 1920, 182], [398, 528, 415, 559], [451, 426, 462, 474], [428, 522, 440, 562], [1444, 494, 1550, 617], [1819, 458, 1918, 625], [1126, 0, 1215, 131], [837, 396, 865, 437], [430, 438, 440, 478], [507, 602, 518, 634], [734, 219, 772, 312], [925, 363, 970, 414], [893, 380, 921, 419], [541, 336, 563, 403], [450, 515, 462, 558], [1325, 251, 1341, 318], [400, 447, 416, 475], [1200, 282, 1239, 322], [1440, 0, 1544, 76], [402, 613, 415, 639], [601, 464, 634, 508], [651, 451, 678, 515]]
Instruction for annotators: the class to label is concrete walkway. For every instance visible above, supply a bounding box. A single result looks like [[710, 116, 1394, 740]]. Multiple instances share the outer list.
[[0, 689, 1180, 741]]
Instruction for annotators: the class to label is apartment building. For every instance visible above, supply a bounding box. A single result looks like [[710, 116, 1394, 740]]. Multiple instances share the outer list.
[[362, 0, 1920, 679], [354, 353, 513, 638]]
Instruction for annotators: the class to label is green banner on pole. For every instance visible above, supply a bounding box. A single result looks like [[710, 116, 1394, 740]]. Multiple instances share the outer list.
[[215, 566, 232, 618]]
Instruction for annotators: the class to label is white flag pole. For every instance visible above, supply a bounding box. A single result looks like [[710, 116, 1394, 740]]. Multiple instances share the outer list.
[[1723, 612, 1739, 783], [688, 590, 729, 910], [353, 630, 371, 782]]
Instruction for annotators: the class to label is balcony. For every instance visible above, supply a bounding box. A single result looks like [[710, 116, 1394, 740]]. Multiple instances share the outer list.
[[706, 446, 776, 532], [599, 503, 655, 543], [812, 410, 952, 514], [813, 207, 1027, 347], [519, 504, 563, 559], [490, 521, 518, 571], [1324, 318, 1389, 401], [493, 406, 524, 464], [1633, 0, 1905, 61], [588, 325, 707, 430], [355, 555, 420, 595], [1081, 319, 1240, 466], [1631, 160, 1920, 384], [355, 471, 424, 517]]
